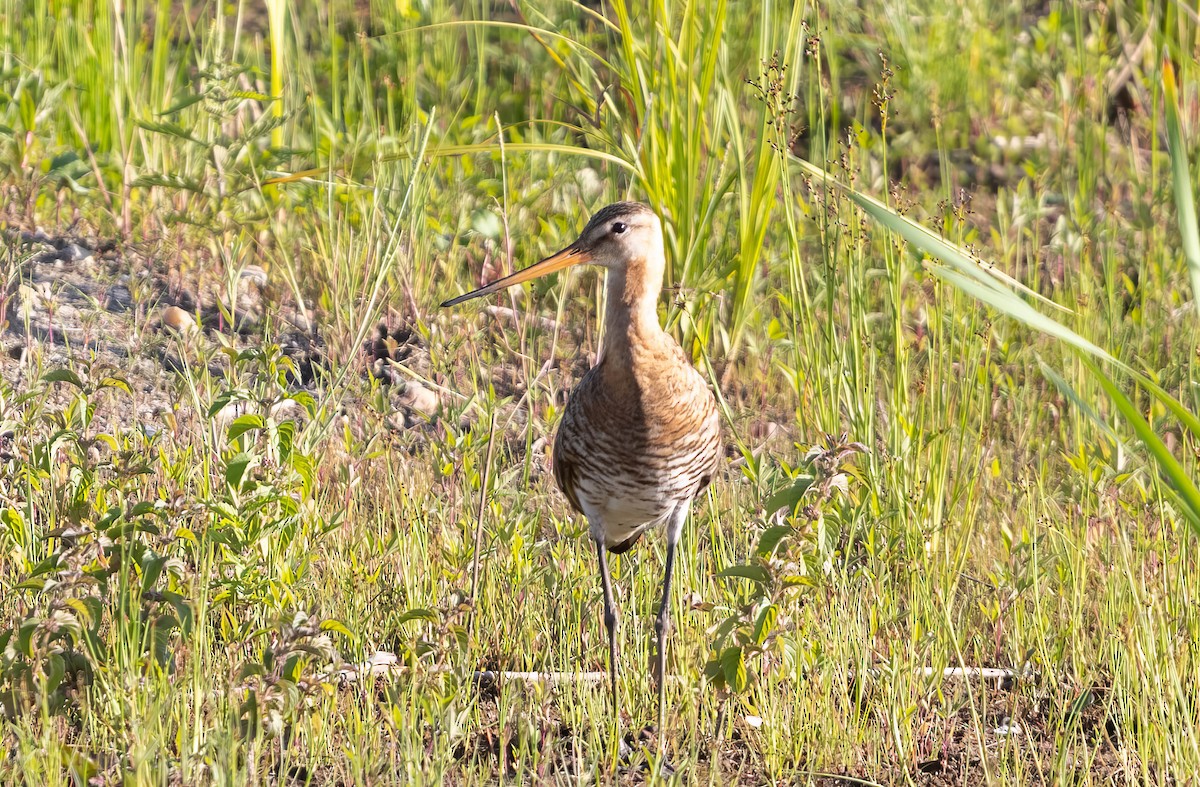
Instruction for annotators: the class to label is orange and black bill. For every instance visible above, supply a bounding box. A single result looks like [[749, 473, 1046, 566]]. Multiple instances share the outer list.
[[440, 245, 590, 308]]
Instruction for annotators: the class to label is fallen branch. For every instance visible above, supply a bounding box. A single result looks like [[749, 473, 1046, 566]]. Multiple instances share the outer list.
[[330, 651, 1034, 688]]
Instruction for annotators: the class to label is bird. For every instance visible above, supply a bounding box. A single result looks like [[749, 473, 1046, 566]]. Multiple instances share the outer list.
[[441, 201, 721, 752]]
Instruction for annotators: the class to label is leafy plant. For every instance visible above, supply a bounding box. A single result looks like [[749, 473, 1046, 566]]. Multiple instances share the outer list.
[[706, 435, 866, 695], [0, 365, 186, 717]]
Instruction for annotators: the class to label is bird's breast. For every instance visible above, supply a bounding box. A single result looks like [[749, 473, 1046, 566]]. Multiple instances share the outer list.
[[552, 351, 720, 533]]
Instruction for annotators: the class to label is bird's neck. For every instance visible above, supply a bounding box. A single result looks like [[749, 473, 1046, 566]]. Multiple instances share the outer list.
[[599, 258, 667, 363]]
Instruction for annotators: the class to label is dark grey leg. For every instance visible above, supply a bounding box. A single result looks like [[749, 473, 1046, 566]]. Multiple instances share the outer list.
[[595, 538, 620, 721], [654, 534, 678, 744]]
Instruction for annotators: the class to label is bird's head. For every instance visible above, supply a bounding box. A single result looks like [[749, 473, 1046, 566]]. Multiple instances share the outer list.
[[440, 202, 663, 308]]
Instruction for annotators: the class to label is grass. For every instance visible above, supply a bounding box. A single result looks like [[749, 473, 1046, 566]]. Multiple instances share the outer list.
[[1, 0, 1200, 783]]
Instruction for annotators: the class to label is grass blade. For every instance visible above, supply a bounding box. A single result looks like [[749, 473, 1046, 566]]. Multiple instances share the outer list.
[[1162, 55, 1200, 307], [1082, 356, 1200, 532]]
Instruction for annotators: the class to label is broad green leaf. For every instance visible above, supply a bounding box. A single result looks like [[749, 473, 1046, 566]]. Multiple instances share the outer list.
[[227, 414, 265, 442], [17, 618, 38, 656], [225, 452, 254, 490], [44, 653, 66, 694], [764, 476, 814, 515], [127, 501, 157, 518], [321, 619, 355, 639], [140, 555, 166, 595], [752, 604, 778, 645], [755, 525, 793, 558], [396, 608, 438, 625], [98, 376, 131, 394], [207, 392, 234, 418], [28, 554, 61, 577], [42, 368, 84, 388], [721, 646, 747, 692]]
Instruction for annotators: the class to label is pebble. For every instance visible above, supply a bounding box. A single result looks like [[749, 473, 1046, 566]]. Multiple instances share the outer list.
[[61, 243, 93, 262], [160, 306, 197, 335], [240, 265, 268, 287]]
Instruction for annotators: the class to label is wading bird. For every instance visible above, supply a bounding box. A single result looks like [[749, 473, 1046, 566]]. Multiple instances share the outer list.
[[441, 202, 721, 750]]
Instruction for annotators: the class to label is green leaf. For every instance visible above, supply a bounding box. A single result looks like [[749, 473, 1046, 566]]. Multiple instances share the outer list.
[[932, 267, 1119, 368], [127, 501, 157, 518], [225, 452, 255, 490], [42, 368, 84, 388], [98, 376, 131, 394], [710, 615, 739, 649], [755, 525, 793, 558], [165, 592, 194, 634], [207, 392, 234, 418], [17, 618, 37, 656], [717, 564, 770, 584], [151, 614, 179, 665], [140, 555, 166, 596], [43, 653, 66, 694], [396, 608, 438, 625], [752, 604, 778, 645], [63, 598, 100, 629], [320, 619, 354, 639], [227, 414, 265, 442], [282, 654, 303, 683], [275, 420, 295, 460], [28, 554, 61, 577], [764, 475, 814, 515], [703, 657, 724, 685], [720, 646, 747, 693], [238, 662, 266, 680]]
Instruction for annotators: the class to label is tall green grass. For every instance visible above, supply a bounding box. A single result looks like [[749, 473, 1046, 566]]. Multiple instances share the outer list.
[[1, 0, 1199, 783]]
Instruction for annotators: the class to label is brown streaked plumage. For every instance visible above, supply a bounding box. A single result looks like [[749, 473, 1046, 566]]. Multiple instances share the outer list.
[[441, 202, 721, 754]]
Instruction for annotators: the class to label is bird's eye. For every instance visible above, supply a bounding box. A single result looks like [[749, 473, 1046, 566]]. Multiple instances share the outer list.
[[611, 222, 627, 234]]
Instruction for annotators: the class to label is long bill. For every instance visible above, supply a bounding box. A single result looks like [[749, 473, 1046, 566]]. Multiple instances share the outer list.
[[440, 245, 590, 307]]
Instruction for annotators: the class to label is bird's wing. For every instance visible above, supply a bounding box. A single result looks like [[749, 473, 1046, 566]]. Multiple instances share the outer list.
[[551, 393, 587, 515]]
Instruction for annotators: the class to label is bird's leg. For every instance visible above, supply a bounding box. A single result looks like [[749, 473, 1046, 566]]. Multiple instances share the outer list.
[[654, 535, 677, 742], [654, 508, 685, 757], [595, 538, 621, 725]]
